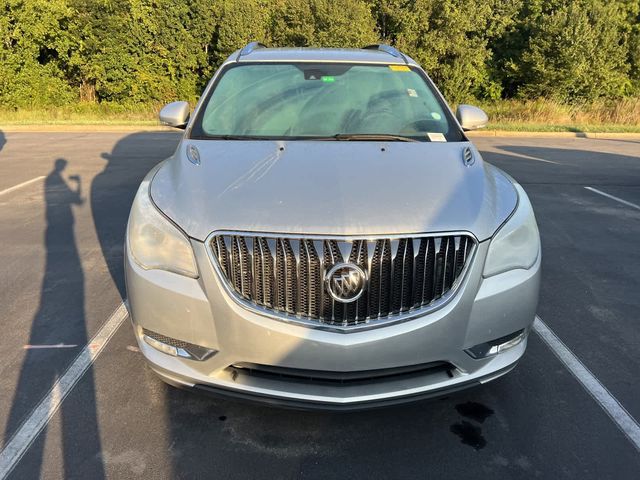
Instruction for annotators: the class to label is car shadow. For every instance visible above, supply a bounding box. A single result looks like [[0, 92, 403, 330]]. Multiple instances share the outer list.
[[91, 132, 181, 300], [87, 140, 638, 478], [4, 159, 105, 478]]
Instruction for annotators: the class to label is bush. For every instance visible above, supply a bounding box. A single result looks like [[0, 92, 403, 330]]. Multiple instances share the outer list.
[[518, 0, 630, 101], [0, 0, 638, 108]]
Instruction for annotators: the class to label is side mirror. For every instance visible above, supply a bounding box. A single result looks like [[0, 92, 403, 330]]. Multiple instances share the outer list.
[[159, 101, 190, 129], [456, 104, 488, 131]]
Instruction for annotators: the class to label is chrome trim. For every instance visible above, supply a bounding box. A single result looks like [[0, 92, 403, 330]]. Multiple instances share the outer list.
[[142, 332, 217, 361], [205, 230, 478, 333], [208, 230, 479, 242]]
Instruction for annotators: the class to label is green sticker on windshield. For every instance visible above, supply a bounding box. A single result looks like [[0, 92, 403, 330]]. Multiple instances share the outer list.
[[321, 76, 335, 83]]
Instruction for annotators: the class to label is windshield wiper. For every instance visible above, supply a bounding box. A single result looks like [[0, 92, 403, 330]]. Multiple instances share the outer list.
[[206, 134, 270, 140], [202, 133, 422, 142], [331, 133, 419, 142]]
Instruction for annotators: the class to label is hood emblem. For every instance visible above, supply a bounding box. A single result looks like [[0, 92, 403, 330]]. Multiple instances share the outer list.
[[325, 263, 366, 303]]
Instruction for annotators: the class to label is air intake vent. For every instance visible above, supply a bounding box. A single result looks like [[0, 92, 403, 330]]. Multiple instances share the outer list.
[[209, 233, 476, 329], [462, 146, 474, 166]]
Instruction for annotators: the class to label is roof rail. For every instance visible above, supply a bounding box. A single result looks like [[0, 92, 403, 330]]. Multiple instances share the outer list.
[[237, 41, 268, 61], [362, 44, 408, 64]]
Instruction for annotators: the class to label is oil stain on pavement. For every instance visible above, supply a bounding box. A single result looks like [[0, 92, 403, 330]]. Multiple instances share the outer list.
[[455, 401, 495, 423], [450, 402, 495, 450], [450, 421, 487, 450]]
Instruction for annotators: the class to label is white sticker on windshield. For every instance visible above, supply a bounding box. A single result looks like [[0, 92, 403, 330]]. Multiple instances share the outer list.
[[407, 88, 418, 97], [427, 132, 447, 142]]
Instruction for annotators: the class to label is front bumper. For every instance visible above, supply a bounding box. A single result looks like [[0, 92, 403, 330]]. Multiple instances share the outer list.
[[125, 238, 540, 409]]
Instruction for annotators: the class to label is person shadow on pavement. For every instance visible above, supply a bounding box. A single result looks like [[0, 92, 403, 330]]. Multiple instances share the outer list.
[[4, 159, 106, 478]]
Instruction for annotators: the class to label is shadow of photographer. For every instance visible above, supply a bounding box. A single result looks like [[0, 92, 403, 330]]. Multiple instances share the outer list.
[[4, 158, 105, 478]]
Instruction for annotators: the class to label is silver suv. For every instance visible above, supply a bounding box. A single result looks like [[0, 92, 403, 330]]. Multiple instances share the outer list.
[[125, 44, 541, 410]]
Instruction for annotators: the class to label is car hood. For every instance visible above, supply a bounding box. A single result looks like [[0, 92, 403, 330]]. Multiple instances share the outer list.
[[150, 140, 517, 242]]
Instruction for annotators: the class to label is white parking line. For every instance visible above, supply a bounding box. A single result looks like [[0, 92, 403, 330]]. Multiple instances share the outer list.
[[0, 176, 45, 197], [0, 302, 129, 480], [496, 149, 559, 165], [585, 186, 640, 211], [23, 344, 78, 350], [533, 316, 640, 452]]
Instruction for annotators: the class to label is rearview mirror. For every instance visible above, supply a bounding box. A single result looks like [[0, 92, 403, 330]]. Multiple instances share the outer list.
[[159, 101, 190, 129], [456, 105, 488, 131]]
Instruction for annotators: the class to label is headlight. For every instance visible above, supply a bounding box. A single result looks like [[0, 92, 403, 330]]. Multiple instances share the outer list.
[[127, 178, 198, 278], [483, 184, 540, 277]]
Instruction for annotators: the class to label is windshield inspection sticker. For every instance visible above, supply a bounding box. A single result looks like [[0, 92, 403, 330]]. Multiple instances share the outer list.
[[389, 65, 411, 71], [427, 132, 447, 142], [407, 88, 418, 97]]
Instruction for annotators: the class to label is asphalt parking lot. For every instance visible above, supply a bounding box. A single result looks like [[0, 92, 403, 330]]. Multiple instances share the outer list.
[[0, 130, 639, 479]]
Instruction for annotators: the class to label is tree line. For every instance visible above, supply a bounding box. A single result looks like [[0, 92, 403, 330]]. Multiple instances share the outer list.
[[1, 0, 639, 109]]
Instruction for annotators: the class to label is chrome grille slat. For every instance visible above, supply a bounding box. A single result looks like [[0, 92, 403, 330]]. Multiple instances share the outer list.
[[252, 238, 263, 304], [261, 237, 274, 306], [209, 233, 476, 328], [274, 239, 285, 311], [413, 239, 425, 308], [346, 243, 357, 322], [400, 239, 413, 312], [368, 240, 382, 318], [433, 238, 444, 299], [284, 239, 296, 313], [352, 240, 368, 322], [423, 237, 436, 305], [380, 240, 392, 317], [298, 240, 309, 315], [326, 240, 344, 323]]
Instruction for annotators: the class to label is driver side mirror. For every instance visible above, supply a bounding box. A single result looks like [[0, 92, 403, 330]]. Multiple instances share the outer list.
[[159, 101, 190, 129], [456, 105, 489, 131]]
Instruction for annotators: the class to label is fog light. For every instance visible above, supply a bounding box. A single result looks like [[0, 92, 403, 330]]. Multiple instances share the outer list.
[[142, 329, 216, 361], [465, 329, 526, 359]]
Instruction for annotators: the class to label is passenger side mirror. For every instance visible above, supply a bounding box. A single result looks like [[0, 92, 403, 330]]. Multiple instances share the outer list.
[[159, 101, 190, 129], [456, 105, 489, 131]]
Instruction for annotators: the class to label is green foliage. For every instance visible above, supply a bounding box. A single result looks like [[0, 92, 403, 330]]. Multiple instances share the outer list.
[[518, 0, 631, 101], [370, 0, 522, 102], [67, 0, 216, 104], [617, 0, 640, 94], [212, 0, 271, 63], [0, 0, 77, 107], [270, 0, 378, 47], [0, 0, 639, 108]]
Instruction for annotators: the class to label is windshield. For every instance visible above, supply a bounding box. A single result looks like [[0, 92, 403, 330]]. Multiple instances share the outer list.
[[191, 63, 463, 141]]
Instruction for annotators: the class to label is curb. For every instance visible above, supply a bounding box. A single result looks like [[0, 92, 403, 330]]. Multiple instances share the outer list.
[[466, 130, 640, 139], [1, 125, 640, 139], [0, 125, 174, 133]]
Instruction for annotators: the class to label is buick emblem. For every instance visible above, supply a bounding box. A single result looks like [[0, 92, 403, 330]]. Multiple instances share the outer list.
[[325, 263, 366, 303]]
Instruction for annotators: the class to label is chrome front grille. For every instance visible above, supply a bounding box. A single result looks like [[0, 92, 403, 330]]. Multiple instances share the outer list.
[[209, 233, 476, 328]]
